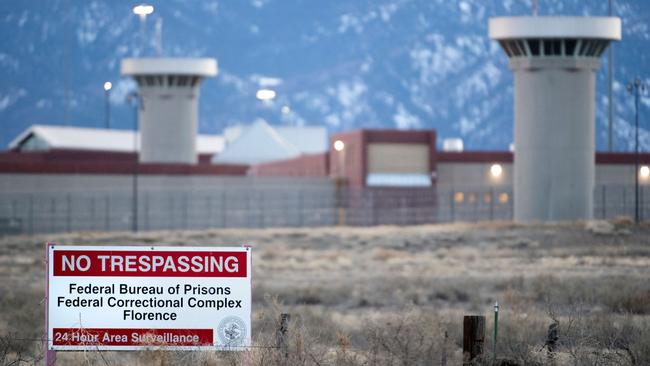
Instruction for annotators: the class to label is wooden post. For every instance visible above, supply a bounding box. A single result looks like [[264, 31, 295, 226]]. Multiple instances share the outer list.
[[276, 313, 290, 360], [463, 315, 485, 365], [441, 330, 448, 366]]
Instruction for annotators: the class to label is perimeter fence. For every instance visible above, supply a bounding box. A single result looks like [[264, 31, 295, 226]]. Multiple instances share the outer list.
[[0, 184, 648, 235]]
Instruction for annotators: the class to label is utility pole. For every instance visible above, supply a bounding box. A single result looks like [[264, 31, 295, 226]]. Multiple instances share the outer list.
[[127, 92, 140, 232], [608, 0, 614, 151], [627, 78, 646, 223]]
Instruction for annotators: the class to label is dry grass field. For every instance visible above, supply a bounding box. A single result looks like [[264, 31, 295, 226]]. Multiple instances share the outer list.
[[1, 219, 650, 365]]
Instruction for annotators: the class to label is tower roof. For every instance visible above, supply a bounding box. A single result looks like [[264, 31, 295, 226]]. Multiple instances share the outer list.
[[489, 17, 621, 41], [121, 58, 217, 77]]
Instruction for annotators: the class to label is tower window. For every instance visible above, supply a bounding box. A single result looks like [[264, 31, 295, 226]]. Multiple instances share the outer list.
[[528, 39, 540, 56]]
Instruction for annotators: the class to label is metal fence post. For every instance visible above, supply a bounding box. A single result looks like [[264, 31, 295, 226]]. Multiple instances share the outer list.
[[183, 193, 189, 230], [50, 197, 56, 233], [207, 195, 213, 229], [441, 330, 448, 366], [28, 194, 34, 235], [641, 186, 645, 221], [144, 192, 150, 231], [90, 196, 96, 231], [260, 191, 265, 228], [11, 199, 17, 220], [276, 313, 291, 360], [509, 190, 514, 220], [105, 195, 110, 231], [298, 191, 304, 227], [221, 191, 226, 228], [169, 194, 175, 229], [66, 193, 72, 233], [601, 185, 607, 219], [489, 188, 494, 220], [450, 191, 455, 222], [370, 190, 377, 226]]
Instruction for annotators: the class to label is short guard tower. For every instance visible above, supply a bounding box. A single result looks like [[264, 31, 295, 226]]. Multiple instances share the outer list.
[[121, 58, 217, 164], [489, 17, 620, 221]]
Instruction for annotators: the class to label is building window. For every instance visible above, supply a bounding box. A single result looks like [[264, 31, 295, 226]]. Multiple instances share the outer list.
[[467, 192, 477, 203], [498, 192, 509, 204], [453, 192, 464, 203], [483, 192, 492, 203]]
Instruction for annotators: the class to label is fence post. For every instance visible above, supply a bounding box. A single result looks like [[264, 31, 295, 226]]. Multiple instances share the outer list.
[[28, 194, 34, 235], [463, 315, 485, 365], [489, 188, 494, 220], [50, 197, 56, 233], [66, 193, 72, 233], [509, 190, 514, 220], [90, 197, 96, 231], [298, 191, 304, 227], [601, 185, 607, 219], [450, 191, 455, 222], [169, 194, 175, 229], [639, 186, 645, 222], [257, 190, 266, 228], [276, 313, 291, 360], [221, 191, 226, 228], [441, 330, 448, 366], [144, 192, 150, 231], [105, 195, 110, 231], [207, 195, 213, 229], [11, 199, 17, 220], [183, 193, 189, 230], [370, 190, 377, 226]]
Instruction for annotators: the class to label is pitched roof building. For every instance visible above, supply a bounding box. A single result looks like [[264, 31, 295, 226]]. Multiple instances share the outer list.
[[212, 119, 328, 165]]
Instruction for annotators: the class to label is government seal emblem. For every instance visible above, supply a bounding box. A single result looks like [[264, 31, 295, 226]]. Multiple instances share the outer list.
[[217, 316, 247, 347]]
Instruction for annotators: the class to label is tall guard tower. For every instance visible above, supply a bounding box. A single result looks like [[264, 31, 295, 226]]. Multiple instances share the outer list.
[[121, 58, 217, 164], [489, 17, 620, 221]]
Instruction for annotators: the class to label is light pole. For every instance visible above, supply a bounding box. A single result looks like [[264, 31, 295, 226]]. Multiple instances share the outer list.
[[627, 78, 646, 223], [127, 91, 140, 232], [333, 140, 346, 226], [608, 0, 614, 151], [103, 81, 112, 129], [133, 4, 154, 55]]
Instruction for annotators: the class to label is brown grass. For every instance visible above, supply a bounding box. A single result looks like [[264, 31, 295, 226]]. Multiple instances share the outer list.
[[0, 220, 650, 365]]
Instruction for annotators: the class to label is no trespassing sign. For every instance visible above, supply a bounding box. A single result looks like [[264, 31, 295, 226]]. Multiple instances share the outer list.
[[46, 245, 252, 351]]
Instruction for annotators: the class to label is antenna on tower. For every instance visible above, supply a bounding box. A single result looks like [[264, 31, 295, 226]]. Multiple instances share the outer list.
[[532, 0, 538, 16], [155, 17, 163, 56]]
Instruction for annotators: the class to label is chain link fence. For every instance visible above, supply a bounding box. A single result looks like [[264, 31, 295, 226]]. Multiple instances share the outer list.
[[0, 184, 648, 235]]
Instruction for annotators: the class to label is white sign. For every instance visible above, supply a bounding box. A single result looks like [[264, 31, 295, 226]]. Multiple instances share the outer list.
[[46, 245, 252, 351]]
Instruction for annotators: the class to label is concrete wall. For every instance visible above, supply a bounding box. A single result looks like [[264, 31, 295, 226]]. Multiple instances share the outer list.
[[0, 174, 337, 233]]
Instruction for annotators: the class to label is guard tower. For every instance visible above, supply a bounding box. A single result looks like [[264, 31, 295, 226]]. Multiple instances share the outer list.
[[121, 58, 217, 164], [489, 17, 620, 221]]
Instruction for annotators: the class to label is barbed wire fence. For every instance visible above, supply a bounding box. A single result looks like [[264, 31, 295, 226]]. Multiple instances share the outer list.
[[0, 184, 647, 235]]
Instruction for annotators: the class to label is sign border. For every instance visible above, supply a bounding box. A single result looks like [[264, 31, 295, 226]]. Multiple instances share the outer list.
[[46, 243, 252, 352]]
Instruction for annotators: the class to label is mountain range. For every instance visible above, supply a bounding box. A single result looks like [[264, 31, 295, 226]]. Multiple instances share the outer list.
[[0, 0, 648, 151]]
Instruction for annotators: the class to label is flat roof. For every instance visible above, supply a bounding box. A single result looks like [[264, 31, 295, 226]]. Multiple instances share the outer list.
[[489, 16, 621, 41], [121, 58, 218, 77]]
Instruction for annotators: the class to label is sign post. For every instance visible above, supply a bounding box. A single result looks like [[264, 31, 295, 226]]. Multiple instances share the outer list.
[[46, 244, 252, 352]]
